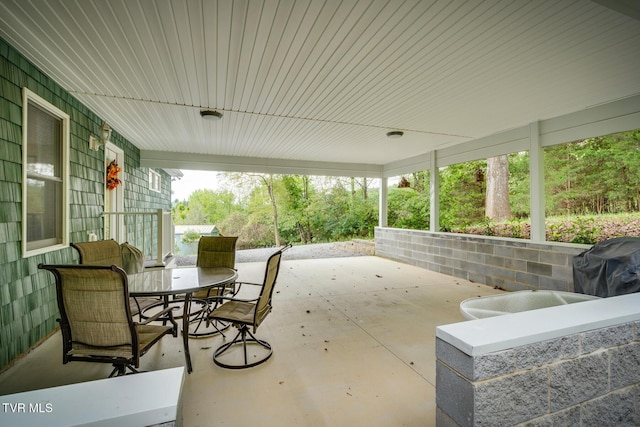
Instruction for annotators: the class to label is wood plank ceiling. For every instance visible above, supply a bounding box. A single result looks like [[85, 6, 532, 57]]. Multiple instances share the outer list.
[[0, 0, 639, 172]]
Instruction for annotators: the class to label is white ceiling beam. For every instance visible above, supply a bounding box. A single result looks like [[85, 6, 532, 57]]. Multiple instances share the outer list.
[[140, 150, 384, 178]]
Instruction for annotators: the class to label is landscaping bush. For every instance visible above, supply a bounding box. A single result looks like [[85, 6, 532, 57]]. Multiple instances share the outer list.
[[455, 212, 640, 244]]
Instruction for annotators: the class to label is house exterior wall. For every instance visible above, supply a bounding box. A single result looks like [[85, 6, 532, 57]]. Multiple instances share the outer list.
[[375, 227, 588, 292], [0, 38, 172, 369]]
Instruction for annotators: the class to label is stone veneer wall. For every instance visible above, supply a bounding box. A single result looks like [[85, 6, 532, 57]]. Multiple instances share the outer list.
[[375, 227, 589, 292], [0, 38, 172, 369], [436, 321, 640, 426]]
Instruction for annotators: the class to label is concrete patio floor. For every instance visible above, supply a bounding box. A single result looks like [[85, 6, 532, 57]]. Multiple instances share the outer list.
[[0, 256, 504, 426]]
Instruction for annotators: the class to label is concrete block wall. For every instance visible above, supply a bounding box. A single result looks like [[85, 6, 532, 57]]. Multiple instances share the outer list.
[[375, 227, 589, 292], [436, 321, 640, 426], [332, 239, 375, 255]]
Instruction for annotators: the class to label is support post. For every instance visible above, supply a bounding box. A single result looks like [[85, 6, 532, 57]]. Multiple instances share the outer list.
[[379, 177, 388, 227], [430, 151, 439, 232], [529, 122, 545, 242]]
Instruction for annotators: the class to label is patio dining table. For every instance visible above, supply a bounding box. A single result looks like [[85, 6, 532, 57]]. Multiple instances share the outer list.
[[127, 266, 238, 373]]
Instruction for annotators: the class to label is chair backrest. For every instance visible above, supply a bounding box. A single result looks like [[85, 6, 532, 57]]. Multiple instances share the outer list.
[[253, 249, 283, 329], [71, 240, 123, 268], [40, 264, 136, 351], [196, 236, 238, 268]]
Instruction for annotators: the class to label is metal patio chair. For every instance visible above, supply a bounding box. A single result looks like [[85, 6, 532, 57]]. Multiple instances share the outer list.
[[207, 245, 289, 369], [39, 264, 178, 377], [188, 235, 238, 337], [71, 240, 157, 321]]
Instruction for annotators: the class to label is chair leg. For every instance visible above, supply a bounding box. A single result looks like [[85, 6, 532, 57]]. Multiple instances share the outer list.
[[108, 364, 140, 377], [212, 325, 272, 369], [190, 315, 230, 337], [188, 298, 231, 337], [140, 298, 206, 326]]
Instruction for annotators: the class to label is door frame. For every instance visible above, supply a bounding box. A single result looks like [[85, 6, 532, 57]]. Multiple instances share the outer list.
[[104, 143, 125, 241]]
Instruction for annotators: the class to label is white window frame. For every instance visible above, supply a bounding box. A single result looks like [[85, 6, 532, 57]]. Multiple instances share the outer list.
[[22, 87, 70, 257], [149, 169, 161, 193]]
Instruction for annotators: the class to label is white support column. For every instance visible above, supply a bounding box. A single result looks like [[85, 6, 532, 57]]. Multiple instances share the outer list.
[[529, 121, 545, 242], [430, 150, 439, 232], [379, 177, 388, 227]]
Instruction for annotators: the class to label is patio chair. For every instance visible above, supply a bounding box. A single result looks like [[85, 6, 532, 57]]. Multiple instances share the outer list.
[[38, 264, 178, 377], [188, 236, 238, 337], [71, 240, 157, 321], [138, 235, 239, 334], [207, 245, 288, 369]]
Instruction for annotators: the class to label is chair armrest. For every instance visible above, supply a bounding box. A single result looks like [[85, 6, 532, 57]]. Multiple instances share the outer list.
[[139, 306, 178, 325], [235, 281, 261, 287], [233, 281, 262, 294], [139, 306, 179, 337], [208, 295, 259, 304]]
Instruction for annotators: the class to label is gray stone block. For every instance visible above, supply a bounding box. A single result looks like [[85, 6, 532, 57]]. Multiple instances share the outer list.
[[485, 276, 506, 288], [610, 343, 640, 389], [514, 247, 539, 261], [581, 387, 636, 427], [484, 254, 505, 267], [551, 264, 573, 282], [504, 257, 528, 272], [436, 361, 474, 426], [515, 271, 540, 287], [436, 407, 461, 427], [581, 324, 634, 354], [494, 245, 515, 258], [549, 352, 609, 411], [515, 406, 580, 427], [539, 250, 569, 266], [513, 335, 580, 371], [527, 261, 552, 277], [436, 338, 474, 380], [538, 276, 571, 292], [467, 272, 487, 285], [474, 349, 515, 380], [476, 243, 494, 254], [475, 368, 548, 426]]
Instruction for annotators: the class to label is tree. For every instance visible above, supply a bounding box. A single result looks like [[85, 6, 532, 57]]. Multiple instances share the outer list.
[[439, 161, 486, 231], [281, 175, 313, 243], [485, 155, 511, 221], [243, 173, 281, 246], [173, 189, 237, 225], [507, 152, 530, 219]]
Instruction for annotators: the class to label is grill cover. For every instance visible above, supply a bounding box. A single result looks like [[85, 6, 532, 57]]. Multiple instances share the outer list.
[[573, 237, 640, 297]]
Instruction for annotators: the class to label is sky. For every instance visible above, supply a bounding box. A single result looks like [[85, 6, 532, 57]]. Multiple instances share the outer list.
[[171, 170, 219, 201]]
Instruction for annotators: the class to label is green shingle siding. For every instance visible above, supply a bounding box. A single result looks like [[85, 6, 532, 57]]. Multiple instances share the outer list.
[[0, 202, 20, 223], [0, 37, 172, 369]]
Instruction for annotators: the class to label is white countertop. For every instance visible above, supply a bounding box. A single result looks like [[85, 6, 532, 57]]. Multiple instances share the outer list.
[[437, 293, 640, 356], [0, 367, 184, 427]]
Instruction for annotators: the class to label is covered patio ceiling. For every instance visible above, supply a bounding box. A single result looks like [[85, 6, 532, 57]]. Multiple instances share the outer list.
[[1, 0, 639, 175]]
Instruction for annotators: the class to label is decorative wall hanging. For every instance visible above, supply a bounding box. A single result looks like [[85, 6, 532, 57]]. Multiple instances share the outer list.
[[106, 159, 122, 190]]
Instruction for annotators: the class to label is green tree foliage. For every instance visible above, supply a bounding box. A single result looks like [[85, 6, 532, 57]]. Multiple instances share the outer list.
[[280, 175, 314, 243], [172, 189, 237, 226], [439, 160, 486, 231], [545, 131, 640, 216], [387, 172, 430, 230], [172, 201, 189, 222], [387, 187, 430, 229], [306, 181, 377, 241], [508, 152, 530, 219], [243, 178, 281, 247], [170, 130, 639, 248]]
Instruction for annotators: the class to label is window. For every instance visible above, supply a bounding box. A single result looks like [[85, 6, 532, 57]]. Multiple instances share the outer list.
[[22, 88, 69, 256], [149, 169, 161, 192]]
